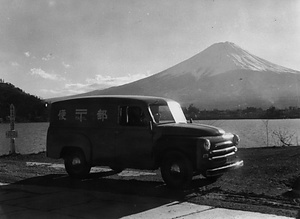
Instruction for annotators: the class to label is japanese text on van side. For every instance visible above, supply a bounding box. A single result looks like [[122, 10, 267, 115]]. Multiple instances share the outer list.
[[97, 109, 108, 121], [58, 109, 66, 120], [58, 109, 108, 122], [75, 109, 87, 122]]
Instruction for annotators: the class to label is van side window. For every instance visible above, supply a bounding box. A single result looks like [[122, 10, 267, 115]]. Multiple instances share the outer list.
[[119, 106, 146, 126]]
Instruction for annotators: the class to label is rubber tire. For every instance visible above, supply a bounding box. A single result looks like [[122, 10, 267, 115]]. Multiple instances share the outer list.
[[64, 150, 91, 179], [160, 151, 193, 189]]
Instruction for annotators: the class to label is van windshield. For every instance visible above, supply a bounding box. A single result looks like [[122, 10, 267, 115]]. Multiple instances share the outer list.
[[149, 101, 187, 124]]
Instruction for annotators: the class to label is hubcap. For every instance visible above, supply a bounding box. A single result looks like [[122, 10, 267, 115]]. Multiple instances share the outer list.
[[170, 164, 181, 173], [72, 157, 81, 166]]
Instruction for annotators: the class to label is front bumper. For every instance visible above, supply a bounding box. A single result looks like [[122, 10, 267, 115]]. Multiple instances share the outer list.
[[205, 160, 244, 177]]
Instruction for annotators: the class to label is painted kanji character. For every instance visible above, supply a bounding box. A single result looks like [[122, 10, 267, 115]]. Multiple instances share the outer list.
[[58, 109, 66, 120], [97, 109, 108, 121], [75, 109, 87, 122]]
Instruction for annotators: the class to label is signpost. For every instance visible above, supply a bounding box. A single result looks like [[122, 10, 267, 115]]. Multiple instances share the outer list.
[[6, 104, 18, 154]]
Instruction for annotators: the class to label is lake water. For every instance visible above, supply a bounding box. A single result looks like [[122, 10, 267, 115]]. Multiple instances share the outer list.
[[0, 119, 300, 155], [198, 119, 300, 148], [0, 123, 49, 155]]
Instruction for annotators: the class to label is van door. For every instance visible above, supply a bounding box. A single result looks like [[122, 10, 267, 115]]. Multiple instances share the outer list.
[[89, 104, 117, 165], [115, 105, 154, 169]]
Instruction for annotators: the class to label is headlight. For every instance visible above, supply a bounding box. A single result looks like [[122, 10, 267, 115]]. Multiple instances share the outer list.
[[233, 134, 240, 146], [197, 138, 211, 151], [203, 139, 211, 151]]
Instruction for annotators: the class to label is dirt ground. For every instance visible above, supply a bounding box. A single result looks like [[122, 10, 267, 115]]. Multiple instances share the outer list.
[[1, 147, 300, 217]]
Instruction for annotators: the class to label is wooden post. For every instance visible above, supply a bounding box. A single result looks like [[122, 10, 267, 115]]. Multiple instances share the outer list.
[[6, 104, 18, 154]]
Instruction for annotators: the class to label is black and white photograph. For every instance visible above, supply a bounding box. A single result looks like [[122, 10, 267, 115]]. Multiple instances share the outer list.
[[0, 0, 300, 218]]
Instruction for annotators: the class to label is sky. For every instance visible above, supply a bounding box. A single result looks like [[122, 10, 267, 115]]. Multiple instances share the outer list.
[[0, 0, 300, 99]]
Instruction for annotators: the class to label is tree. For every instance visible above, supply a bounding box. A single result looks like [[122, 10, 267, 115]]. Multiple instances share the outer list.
[[0, 82, 48, 122], [262, 119, 270, 147], [272, 128, 295, 147], [265, 106, 280, 118], [187, 104, 200, 119]]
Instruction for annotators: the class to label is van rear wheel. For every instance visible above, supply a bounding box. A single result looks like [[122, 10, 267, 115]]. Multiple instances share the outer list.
[[64, 150, 91, 179], [160, 151, 193, 189]]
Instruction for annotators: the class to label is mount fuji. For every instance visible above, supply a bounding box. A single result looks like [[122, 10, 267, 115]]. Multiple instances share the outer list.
[[81, 42, 300, 110]]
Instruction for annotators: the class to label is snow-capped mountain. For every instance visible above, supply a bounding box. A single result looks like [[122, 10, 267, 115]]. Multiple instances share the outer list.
[[83, 42, 300, 109], [159, 42, 298, 79]]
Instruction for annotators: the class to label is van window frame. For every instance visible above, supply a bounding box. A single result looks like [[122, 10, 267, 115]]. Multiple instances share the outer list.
[[118, 105, 148, 127]]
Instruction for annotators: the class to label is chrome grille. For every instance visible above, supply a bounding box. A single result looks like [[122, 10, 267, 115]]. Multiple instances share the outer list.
[[209, 140, 237, 160]]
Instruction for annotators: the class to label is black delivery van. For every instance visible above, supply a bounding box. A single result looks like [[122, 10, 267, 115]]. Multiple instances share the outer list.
[[47, 95, 243, 188]]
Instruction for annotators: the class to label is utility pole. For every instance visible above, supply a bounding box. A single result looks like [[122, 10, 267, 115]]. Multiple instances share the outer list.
[[6, 104, 18, 154]]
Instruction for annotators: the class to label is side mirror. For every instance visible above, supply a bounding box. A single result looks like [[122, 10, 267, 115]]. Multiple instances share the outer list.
[[189, 118, 193, 123]]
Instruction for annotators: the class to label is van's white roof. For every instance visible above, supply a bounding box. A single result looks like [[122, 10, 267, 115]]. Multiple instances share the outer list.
[[52, 95, 175, 105]]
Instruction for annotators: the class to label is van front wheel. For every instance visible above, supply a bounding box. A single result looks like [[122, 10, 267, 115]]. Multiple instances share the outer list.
[[64, 150, 91, 179], [160, 151, 193, 189]]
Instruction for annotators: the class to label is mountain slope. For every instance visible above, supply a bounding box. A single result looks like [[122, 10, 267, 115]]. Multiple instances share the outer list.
[[0, 82, 47, 122], [81, 42, 300, 109]]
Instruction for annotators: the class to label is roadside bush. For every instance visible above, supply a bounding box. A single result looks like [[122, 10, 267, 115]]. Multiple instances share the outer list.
[[272, 128, 296, 147]]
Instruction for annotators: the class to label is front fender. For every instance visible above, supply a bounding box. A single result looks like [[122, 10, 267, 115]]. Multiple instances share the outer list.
[[153, 136, 198, 167]]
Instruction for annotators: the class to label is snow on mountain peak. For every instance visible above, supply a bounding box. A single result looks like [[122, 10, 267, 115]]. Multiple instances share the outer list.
[[160, 42, 299, 79], [223, 42, 298, 74]]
